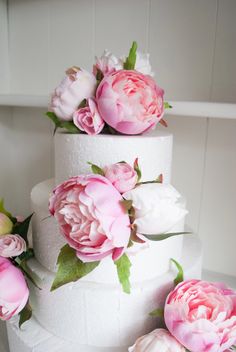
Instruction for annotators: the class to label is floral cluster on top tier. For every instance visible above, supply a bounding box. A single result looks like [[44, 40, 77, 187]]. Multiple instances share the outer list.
[[129, 265, 236, 352], [49, 159, 187, 294], [0, 200, 34, 326], [46, 42, 171, 135]]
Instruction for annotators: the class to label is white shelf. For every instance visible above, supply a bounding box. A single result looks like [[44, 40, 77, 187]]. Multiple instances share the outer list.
[[0, 94, 48, 108], [168, 101, 236, 119], [0, 95, 236, 119]]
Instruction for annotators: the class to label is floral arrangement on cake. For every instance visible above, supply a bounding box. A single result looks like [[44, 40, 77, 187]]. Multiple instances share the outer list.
[[0, 200, 35, 326], [130, 263, 236, 352], [46, 41, 171, 135], [49, 159, 188, 293]]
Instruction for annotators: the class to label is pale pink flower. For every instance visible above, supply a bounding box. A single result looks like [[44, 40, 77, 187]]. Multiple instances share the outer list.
[[164, 279, 236, 352], [104, 162, 137, 193], [96, 70, 164, 135], [49, 175, 131, 262], [73, 98, 104, 135], [0, 234, 26, 257], [49, 66, 97, 121], [129, 328, 186, 352], [0, 257, 29, 321]]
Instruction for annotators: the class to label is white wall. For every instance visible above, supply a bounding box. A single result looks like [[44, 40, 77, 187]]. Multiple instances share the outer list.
[[0, 0, 236, 276]]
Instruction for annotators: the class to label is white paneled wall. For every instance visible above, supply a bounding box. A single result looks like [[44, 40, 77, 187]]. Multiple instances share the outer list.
[[0, 0, 236, 276], [0, 0, 9, 93]]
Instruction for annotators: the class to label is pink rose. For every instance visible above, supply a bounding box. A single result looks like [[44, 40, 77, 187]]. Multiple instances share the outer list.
[[49, 66, 97, 121], [96, 70, 164, 135], [0, 257, 29, 320], [73, 98, 105, 135], [104, 162, 137, 193], [0, 213, 13, 236], [93, 50, 123, 76], [129, 328, 186, 352], [0, 234, 26, 257], [49, 175, 131, 262], [164, 279, 236, 352]]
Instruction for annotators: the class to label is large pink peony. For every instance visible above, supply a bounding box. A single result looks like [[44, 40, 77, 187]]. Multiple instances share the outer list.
[[96, 70, 164, 135], [49, 66, 97, 121], [164, 279, 236, 352], [49, 175, 131, 262], [0, 257, 29, 320]]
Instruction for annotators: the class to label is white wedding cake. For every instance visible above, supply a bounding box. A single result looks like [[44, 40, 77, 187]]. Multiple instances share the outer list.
[[7, 131, 202, 352]]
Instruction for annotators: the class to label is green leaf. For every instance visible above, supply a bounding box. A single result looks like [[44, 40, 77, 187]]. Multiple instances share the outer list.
[[149, 307, 164, 318], [19, 302, 32, 328], [114, 253, 131, 294], [18, 248, 34, 262], [0, 198, 12, 219], [164, 102, 172, 109], [133, 158, 142, 182], [123, 41, 138, 70], [60, 121, 80, 134], [46, 112, 80, 134], [87, 162, 105, 176], [13, 213, 33, 246], [46, 111, 62, 134], [171, 258, 184, 286], [143, 232, 191, 241], [51, 245, 99, 291]]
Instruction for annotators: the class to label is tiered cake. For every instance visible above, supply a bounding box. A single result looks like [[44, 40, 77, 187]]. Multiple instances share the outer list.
[[7, 131, 202, 352]]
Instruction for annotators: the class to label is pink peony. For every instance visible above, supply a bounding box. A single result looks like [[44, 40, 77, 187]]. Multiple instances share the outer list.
[[0, 234, 26, 257], [73, 98, 105, 135], [93, 50, 123, 76], [0, 213, 13, 236], [96, 70, 164, 135], [104, 162, 137, 193], [129, 328, 186, 352], [164, 279, 236, 352], [0, 257, 29, 320], [49, 175, 131, 262], [49, 66, 97, 121]]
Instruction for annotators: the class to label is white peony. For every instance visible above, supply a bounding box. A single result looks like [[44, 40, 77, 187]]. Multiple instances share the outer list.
[[94, 50, 123, 75], [135, 51, 154, 76], [123, 183, 187, 235]]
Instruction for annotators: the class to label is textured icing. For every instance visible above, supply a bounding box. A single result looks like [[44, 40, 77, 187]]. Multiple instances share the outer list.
[[31, 179, 185, 282], [54, 131, 173, 184], [7, 317, 125, 352], [19, 235, 202, 348]]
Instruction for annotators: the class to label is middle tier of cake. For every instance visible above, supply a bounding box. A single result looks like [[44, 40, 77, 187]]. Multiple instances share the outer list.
[[31, 178, 186, 283]]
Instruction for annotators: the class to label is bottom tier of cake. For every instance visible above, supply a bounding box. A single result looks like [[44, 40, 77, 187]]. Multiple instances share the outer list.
[[7, 235, 202, 352]]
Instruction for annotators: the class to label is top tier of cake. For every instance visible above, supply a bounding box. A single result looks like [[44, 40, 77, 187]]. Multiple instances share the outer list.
[[54, 130, 173, 184]]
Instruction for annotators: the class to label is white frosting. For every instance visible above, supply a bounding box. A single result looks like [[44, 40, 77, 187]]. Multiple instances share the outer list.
[[54, 131, 173, 185], [7, 317, 124, 352], [27, 235, 202, 347], [31, 179, 185, 283]]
